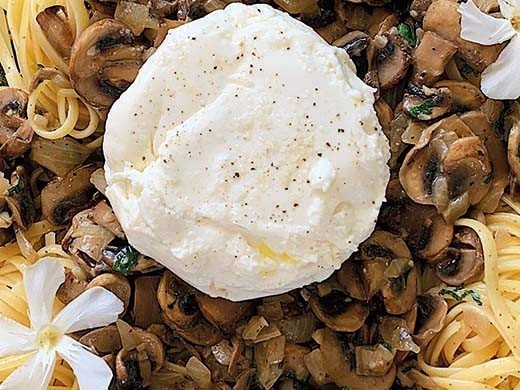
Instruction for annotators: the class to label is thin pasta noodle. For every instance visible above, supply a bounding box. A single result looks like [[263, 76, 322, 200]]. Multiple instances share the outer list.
[[0, 0, 100, 140], [421, 208, 520, 389]]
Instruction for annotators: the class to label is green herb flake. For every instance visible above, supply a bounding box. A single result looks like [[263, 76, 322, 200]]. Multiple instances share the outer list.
[[7, 178, 24, 196], [113, 246, 139, 275], [398, 23, 417, 47], [439, 287, 483, 306], [409, 98, 436, 119], [381, 342, 393, 352]]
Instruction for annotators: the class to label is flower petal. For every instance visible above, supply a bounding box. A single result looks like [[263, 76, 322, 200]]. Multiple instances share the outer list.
[[24, 258, 65, 329], [459, 0, 515, 45], [498, 0, 520, 18], [52, 286, 123, 334], [0, 315, 36, 357], [481, 34, 520, 99], [0, 349, 55, 390], [56, 336, 113, 390]]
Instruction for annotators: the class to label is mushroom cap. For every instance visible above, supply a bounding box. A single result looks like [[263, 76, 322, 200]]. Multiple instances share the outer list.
[[86, 272, 131, 314], [195, 294, 255, 333], [310, 290, 369, 332], [414, 292, 448, 346], [376, 31, 411, 90]]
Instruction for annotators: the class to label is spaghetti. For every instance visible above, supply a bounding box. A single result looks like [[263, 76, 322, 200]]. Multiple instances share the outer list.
[[420, 210, 520, 389], [0, 0, 100, 140]]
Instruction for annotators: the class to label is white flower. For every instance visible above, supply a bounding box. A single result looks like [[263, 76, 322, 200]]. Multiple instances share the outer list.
[[0, 258, 124, 390], [459, 0, 520, 99]]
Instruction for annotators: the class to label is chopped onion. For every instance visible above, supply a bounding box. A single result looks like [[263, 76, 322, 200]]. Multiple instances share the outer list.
[[115, 1, 159, 36], [242, 315, 269, 341], [254, 336, 285, 390], [90, 168, 107, 196], [117, 319, 140, 350], [258, 300, 284, 321], [0, 211, 12, 229], [302, 349, 329, 386], [14, 225, 37, 261], [355, 344, 395, 376], [30, 137, 92, 177], [255, 324, 282, 344], [379, 316, 420, 354], [278, 312, 317, 343], [211, 340, 233, 365], [186, 357, 211, 390]]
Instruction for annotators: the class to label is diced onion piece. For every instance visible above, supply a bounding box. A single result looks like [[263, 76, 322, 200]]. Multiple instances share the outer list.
[[115, 1, 159, 36], [379, 317, 420, 353], [31, 137, 92, 177], [90, 168, 108, 196], [242, 315, 269, 341], [254, 336, 285, 390], [186, 357, 211, 390]]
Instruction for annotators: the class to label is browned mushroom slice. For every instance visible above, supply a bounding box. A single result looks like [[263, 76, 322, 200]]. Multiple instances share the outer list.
[[460, 111, 508, 213], [36, 6, 74, 59], [414, 292, 448, 346], [378, 179, 454, 260], [433, 227, 484, 286], [337, 260, 367, 300], [284, 344, 310, 382], [195, 294, 254, 333], [359, 230, 411, 261], [5, 166, 36, 229], [433, 80, 485, 111], [29, 67, 70, 92], [381, 260, 417, 315], [333, 30, 370, 58], [91, 200, 124, 238], [157, 271, 199, 328], [376, 31, 411, 90], [310, 290, 369, 332], [0, 89, 33, 159], [115, 327, 165, 387], [412, 31, 457, 86], [399, 117, 492, 223], [508, 103, 520, 192], [354, 344, 395, 376], [70, 19, 147, 109], [320, 328, 397, 390], [423, 0, 500, 72], [80, 325, 122, 355], [56, 272, 87, 304], [134, 275, 162, 329], [161, 312, 223, 346], [403, 84, 453, 120], [87, 273, 132, 314], [41, 163, 99, 225]]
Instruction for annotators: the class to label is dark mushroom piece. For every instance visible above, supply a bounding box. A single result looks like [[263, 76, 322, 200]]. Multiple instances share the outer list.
[[70, 19, 147, 109], [87, 273, 132, 314], [399, 115, 492, 223], [508, 103, 520, 193], [333, 30, 370, 58], [5, 166, 36, 230], [41, 163, 99, 225], [310, 289, 369, 332], [376, 31, 411, 90], [133, 275, 162, 329], [381, 260, 418, 315], [319, 328, 396, 390], [56, 272, 87, 304], [0, 88, 34, 159], [434, 80, 485, 111], [412, 31, 457, 86], [337, 260, 367, 301], [115, 327, 165, 388], [414, 292, 448, 346], [91, 200, 124, 238], [403, 84, 453, 120], [432, 227, 484, 286], [283, 344, 310, 382], [195, 294, 255, 333], [36, 6, 74, 59], [29, 67, 70, 92], [378, 179, 454, 261], [80, 325, 122, 355], [161, 312, 223, 346]]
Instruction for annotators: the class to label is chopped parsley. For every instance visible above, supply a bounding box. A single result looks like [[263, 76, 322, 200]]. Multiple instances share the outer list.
[[439, 286, 483, 306], [7, 178, 24, 196], [113, 245, 139, 275], [398, 23, 417, 47], [409, 98, 436, 119], [381, 342, 394, 352]]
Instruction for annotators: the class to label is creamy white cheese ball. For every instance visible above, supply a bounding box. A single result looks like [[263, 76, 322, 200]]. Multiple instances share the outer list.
[[104, 3, 390, 301]]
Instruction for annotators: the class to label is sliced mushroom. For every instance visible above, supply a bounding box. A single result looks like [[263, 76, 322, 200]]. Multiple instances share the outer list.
[[399, 115, 492, 223], [412, 31, 457, 86], [70, 19, 147, 109], [460, 111, 508, 213], [56, 272, 87, 304], [29, 67, 70, 92], [376, 31, 411, 90], [354, 344, 395, 376], [403, 84, 453, 120], [196, 295, 254, 333], [508, 103, 520, 188], [381, 260, 417, 315], [87, 273, 131, 314], [42, 163, 99, 225], [283, 344, 310, 382], [0, 89, 33, 158], [5, 166, 36, 230], [432, 227, 484, 286], [91, 200, 124, 238], [433, 80, 485, 112], [115, 327, 165, 388], [334, 30, 370, 58], [337, 260, 367, 301], [378, 179, 454, 260], [310, 290, 369, 332], [161, 312, 223, 346], [80, 325, 122, 355], [134, 275, 162, 329], [320, 328, 396, 390], [157, 271, 199, 328], [36, 6, 74, 59], [414, 292, 448, 346], [423, 0, 501, 72]]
